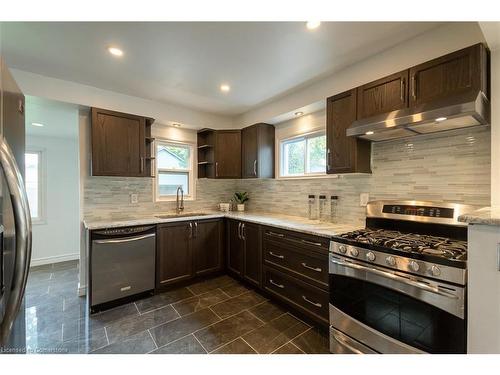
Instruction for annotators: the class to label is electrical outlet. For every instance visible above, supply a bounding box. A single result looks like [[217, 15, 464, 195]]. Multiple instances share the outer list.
[[130, 193, 139, 204], [359, 193, 370, 207]]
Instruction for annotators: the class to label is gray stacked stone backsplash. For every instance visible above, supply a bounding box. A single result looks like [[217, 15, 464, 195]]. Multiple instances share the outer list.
[[84, 126, 490, 225]]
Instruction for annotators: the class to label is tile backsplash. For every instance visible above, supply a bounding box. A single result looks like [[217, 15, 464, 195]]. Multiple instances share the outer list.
[[84, 126, 490, 225]]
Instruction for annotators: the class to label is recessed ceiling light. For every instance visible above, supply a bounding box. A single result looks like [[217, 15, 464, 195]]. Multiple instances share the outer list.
[[294, 111, 304, 116], [306, 21, 321, 30], [365, 131, 374, 135], [220, 84, 230, 93], [31, 122, 44, 127], [172, 123, 181, 127], [435, 117, 447, 122], [107, 46, 124, 57]]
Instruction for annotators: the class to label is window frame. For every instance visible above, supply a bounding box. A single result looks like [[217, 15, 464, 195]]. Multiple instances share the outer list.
[[278, 130, 327, 179], [154, 139, 196, 202], [25, 148, 46, 224]]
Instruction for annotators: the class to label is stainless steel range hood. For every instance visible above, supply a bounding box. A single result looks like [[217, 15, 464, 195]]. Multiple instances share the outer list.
[[346, 91, 490, 142]]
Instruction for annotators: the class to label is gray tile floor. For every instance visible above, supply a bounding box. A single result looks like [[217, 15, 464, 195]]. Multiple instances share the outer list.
[[25, 260, 330, 354]]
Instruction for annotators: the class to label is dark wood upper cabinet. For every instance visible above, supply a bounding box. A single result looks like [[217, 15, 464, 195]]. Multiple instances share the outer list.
[[156, 221, 193, 287], [357, 70, 409, 119], [193, 219, 223, 276], [326, 89, 371, 174], [215, 130, 241, 179], [91, 107, 154, 177], [241, 123, 275, 179], [409, 43, 489, 108]]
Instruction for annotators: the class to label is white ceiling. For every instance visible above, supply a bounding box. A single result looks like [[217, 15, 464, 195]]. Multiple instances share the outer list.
[[25, 96, 79, 139], [3, 22, 444, 116]]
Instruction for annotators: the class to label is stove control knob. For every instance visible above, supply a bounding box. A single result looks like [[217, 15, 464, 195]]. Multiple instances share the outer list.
[[338, 245, 347, 254], [430, 265, 441, 276], [349, 248, 359, 257], [366, 252, 376, 262], [386, 256, 396, 266], [409, 261, 420, 272]]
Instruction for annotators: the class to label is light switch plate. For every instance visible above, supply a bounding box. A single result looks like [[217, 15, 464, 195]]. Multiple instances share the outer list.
[[130, 193, 139, 204], [359, 193, 370, 207]]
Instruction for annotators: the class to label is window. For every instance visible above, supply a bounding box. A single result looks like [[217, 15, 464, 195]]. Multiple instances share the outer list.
[[279, 131, 326, 177], [155, 140, 194, 200], [25, 150, 44, 222]]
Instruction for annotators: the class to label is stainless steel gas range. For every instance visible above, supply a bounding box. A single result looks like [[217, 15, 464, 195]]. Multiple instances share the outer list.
[[328, 200, 477, 354]]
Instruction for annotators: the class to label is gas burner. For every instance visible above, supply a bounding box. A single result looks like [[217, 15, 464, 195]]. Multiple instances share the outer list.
[[339, 228, 467, 261]]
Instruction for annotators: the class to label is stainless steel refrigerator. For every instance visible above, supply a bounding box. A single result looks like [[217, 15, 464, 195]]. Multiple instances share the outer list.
[[0, 57, 32, 353]]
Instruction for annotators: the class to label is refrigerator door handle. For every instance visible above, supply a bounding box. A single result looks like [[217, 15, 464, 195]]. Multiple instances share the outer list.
[[0, 136, 32, 347]]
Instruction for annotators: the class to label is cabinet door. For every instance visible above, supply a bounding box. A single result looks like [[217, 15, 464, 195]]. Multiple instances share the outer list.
[[156, 222, 193, 287], [242, 222, 261, 287], [357, 70, 409, 119], [409, 44, 487, 108], [215, 130, 241, 178], [193, 219, 223, 276], [227, 220, 244, 276], [326, 89, 371, 174], [241, 125, 258, 178], [91, 108, 146, 177]]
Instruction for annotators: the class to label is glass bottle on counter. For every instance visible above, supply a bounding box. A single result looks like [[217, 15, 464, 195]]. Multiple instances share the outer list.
[[308, 195, 316, 220], [319, 195, 327, 222], [330, 195, 339, 223]]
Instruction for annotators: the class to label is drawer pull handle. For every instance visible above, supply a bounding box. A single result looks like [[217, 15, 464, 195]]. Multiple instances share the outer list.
[[269, 251, 285, 259], [301, 239, 322, 247], [268, 231, 284, 238], [302, 295, 322, 308], [270, 279, 285, 289], [301, 262, 322, 273]]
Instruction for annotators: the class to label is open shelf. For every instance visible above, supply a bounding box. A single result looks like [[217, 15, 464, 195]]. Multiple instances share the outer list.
[[198, 144, 213, 149]]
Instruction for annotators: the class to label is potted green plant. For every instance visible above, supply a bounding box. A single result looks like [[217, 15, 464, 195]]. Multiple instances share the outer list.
[[233, 192, 249, 212]]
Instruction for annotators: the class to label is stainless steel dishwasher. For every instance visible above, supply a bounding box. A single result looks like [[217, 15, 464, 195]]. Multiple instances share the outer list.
[[90, 225, 156, 312]]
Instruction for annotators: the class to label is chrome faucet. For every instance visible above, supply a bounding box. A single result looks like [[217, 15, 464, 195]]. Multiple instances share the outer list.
[[176, 186, 184, 214]]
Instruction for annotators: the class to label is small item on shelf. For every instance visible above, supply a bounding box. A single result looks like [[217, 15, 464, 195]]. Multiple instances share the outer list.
[[233, 191, 249, 212], [330, 195, 339, 223], [319, 195, 327, 222], [308, 194, 317, 220]]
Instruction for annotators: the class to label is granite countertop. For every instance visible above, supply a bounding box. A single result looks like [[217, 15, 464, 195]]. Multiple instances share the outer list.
[[84, 211, 361, 238], [458, 207, 500, 226]]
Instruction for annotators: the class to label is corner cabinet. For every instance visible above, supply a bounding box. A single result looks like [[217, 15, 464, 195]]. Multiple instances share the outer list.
[[326, 89, 371, 174], [91, 107, 155, 177], [227, 220, 262, 288], [241, 123, 275, 179], [156, 218, 223, 288], [197, 129, 241, 179]]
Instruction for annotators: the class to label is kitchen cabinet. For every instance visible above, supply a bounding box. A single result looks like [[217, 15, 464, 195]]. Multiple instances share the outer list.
[[156, 221, 192, 286], [326, 89, 371, 174], [193, 219, 223, 276], [156, 218, 223, 288], [91, 107, 154, 177], [409, 43, 489, 108], [215, 130, 242, 178], [357, 70, 409, 119], [226, 220, 262, 288], [241, 123, 275, 179]]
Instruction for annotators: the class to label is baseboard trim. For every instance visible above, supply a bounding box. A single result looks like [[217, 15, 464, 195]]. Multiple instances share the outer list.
[[30, 253, 80, 267]]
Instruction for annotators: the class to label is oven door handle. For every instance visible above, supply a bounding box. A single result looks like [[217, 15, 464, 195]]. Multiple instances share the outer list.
[[330, 257, 459, 300]]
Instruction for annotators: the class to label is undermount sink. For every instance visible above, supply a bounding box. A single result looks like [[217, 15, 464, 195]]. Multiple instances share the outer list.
[[155, 212, 210, 219]]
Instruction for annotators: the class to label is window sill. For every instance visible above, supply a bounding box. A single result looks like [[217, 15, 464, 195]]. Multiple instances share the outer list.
[[31, 218, 47, 225], [156, 196, 196, 203]]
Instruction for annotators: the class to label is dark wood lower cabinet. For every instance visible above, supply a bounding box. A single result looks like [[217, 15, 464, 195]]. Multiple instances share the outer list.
[[193, 219, 223, 276], [156, 218, 223, 288], [227, 220, 244, 276], [156, 221, 193, 287]]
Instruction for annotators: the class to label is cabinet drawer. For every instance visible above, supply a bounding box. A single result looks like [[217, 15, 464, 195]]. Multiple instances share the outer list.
[[263, 227, 329, 252], [263, 266, 329, 325], [263, 239, 328, 289]]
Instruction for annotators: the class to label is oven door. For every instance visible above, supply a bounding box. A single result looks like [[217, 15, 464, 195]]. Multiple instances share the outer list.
[[329, 253, 466, 354]]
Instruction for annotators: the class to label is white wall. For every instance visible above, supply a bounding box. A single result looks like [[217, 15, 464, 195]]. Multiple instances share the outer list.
[[27, 135, 80, 266], [238, 22, 486, 126]]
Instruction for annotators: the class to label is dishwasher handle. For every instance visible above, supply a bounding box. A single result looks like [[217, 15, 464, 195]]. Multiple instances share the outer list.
[[93, 233, 156, 245]]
